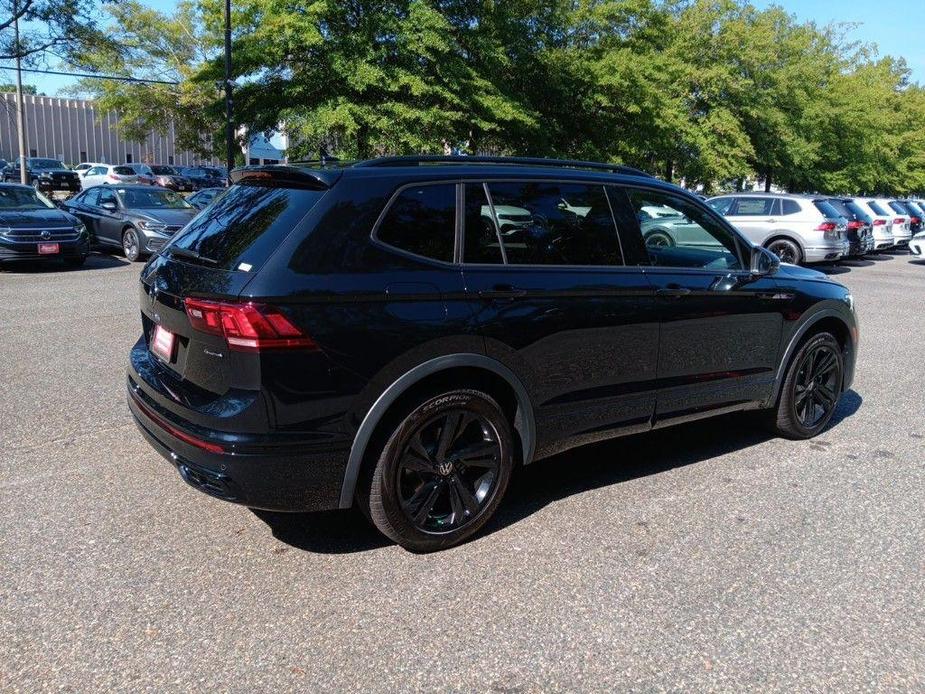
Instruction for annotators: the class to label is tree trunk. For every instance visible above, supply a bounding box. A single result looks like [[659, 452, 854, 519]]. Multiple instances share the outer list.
[[764, 168, 772, 192], [664, 159, 674, 183]]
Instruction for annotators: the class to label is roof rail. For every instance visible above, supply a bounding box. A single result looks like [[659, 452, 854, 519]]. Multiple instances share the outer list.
[[353, 155, 653, 178]]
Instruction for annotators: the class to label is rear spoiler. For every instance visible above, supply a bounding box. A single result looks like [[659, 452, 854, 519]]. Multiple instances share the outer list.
[[230, 165, 341, 190]]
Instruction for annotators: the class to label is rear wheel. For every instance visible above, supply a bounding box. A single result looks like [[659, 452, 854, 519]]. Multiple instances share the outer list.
[[361, 389, 513, 552], [771, 332, 843, 439], [766, 238, 802, 265], [122, 227, 141, 262], [645, 230, 675, 248]]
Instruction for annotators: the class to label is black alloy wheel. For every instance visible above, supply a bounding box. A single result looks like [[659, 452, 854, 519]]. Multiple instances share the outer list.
[[363, 390, 513, 552], [767, 238, 802, 265], [771, 332, 843, 439], [645, 230, 675, 248]]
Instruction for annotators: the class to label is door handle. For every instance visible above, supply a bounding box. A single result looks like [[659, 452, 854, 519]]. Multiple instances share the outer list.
[[479, 284, 528, 301], [655, 286, 692, 298]]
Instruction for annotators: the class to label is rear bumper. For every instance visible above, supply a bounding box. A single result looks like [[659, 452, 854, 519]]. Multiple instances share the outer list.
[[127, 343, 350, 512], [804, 240, 849, 263]]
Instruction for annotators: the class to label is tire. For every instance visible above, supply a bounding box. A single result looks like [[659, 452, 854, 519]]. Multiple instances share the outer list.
[[361, 389, 514, 552], [770, 332, 843, 440], [122, 228, 142, 262], [766, 237, 802, 265], [645, 230, 675, 248], [63, 255, 87, 268]]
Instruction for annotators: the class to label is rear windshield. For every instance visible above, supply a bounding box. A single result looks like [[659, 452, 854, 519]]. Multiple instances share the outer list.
[[813, 200, 842, 219], [866, 200, 888, 216], [151, 166, 176, 175], [167, 184, 325, 271], [842, 200, 871, 222], [114, 166, 135, 175], [825, 199, 851, 218], [904, 201, 925, 218]]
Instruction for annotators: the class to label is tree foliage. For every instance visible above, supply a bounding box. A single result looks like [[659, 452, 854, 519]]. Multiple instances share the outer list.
[[71, 0, 925, 193]]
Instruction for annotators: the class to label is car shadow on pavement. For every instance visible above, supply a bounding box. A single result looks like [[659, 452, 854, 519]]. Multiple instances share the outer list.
[[0, 252, 130, 273], [255, 390, 863, 555]]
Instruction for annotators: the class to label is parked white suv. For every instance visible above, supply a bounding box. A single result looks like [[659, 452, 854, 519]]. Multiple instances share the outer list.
[[706, 193, 849, 265], [852, 198, 895, 250], [876, 199, 912, 247], [80, 164, 140, 188]]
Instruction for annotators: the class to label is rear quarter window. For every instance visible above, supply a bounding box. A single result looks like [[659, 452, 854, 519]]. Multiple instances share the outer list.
[[782, 199, 801, 215], [168, 184, 325, 271], [375, 184, 456, 262]]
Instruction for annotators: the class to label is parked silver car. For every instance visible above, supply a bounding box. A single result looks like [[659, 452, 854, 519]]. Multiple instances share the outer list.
[[706, 193, 849, 265], [81, 164, 139, 188]]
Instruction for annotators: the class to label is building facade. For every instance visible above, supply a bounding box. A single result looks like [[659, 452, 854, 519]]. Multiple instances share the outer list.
[[0, 93, 217, 167]]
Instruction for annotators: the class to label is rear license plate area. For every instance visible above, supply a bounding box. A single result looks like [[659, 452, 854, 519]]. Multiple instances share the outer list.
[[151, 324, 176, 362]]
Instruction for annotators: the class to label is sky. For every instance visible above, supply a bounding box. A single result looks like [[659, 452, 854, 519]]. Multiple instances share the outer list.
[[5, 0, 925, 96]]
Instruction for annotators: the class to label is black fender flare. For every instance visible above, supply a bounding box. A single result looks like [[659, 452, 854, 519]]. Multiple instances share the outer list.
[[769, 307, 855, 406], [338, 353, 536, 509]]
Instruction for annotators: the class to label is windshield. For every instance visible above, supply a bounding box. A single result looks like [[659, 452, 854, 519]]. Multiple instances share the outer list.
[[151, 166, 176, 175], [0, 186, 56, 210], [29, 158, 65, 169], [117, 188, 193, 209], [867, 200, 888, 216]]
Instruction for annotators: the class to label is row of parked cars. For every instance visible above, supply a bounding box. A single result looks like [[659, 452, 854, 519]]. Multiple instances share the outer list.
[[0, 157, 228, 194], [696, 193, 923, 265]]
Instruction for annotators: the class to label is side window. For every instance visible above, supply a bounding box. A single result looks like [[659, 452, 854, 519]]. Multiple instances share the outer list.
[[376, 184, 456, 262], [625, 188, 744, 271], [83, 189, 100, 207], [782, 199, 801, 215], [731, 197, 775, 216], [463, 183, 503, 264], [483, 181, 623, 266], [707, 197, 733, 215], [98, 189, 117, 207]]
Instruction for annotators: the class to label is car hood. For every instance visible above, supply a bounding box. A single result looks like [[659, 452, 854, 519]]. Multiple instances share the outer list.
[[130, 208, 198, 225], [0, 207, 80, 229], [774, 262, 832, 282]]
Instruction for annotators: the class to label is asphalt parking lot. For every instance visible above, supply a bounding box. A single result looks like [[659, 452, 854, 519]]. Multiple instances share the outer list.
[[2, 252, 924, 692]]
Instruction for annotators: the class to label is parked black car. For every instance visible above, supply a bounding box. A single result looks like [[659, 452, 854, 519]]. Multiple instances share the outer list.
[[186, 187, 224, 209], [64, 185, 197, 261], [826, 198, 874, 257], [1, 157, 81, 193], [128, 157, 858, 551], [0, 183, 89, 267], [176, 166, 226, 190], [150, 165, 194, 192]]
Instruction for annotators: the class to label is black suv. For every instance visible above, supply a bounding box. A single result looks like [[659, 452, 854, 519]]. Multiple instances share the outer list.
[[2, 157, 81, 193], [128, 157, 858, 551]]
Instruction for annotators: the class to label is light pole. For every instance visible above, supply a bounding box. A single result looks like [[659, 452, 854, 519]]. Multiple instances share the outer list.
[[13, 0, 27, 184], [223, 0, 234, 175]]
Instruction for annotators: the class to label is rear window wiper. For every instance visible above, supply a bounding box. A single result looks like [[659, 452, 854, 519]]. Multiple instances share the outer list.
[[167, 245, 218, 265]]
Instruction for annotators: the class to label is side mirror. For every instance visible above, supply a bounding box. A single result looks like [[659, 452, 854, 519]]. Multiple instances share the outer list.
[[751, 245, 780, 276], [101, 201, 118, 212]]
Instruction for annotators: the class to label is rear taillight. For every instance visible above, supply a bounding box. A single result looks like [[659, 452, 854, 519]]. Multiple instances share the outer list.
[[846, 220, 865, 230], [873, 219, 886, 226], [894, 217, 906, 225], [815, 222, 837, 232], [184, 298, 318, 352], [108, 174, 119, 181], [911, 216, 921, 225]]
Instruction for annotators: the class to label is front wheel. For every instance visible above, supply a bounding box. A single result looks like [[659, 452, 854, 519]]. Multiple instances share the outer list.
[[122, 228, 142, 262], [771, 332, 843, 439], [362, 390, 514, 552]]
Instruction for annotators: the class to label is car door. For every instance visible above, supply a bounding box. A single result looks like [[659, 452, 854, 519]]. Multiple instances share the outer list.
[[616, 186, 786, 426], [83, 166, 104, 188], [94, 187, 123, 246], [69, 189, 102, 243], [462, 179, 660, 457]]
